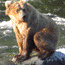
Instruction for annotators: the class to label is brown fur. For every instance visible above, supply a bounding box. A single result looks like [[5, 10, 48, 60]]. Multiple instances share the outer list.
[[5, 0, 59, 62]]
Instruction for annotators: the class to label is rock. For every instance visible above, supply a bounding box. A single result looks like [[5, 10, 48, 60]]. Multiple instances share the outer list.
[[11, 51, 65, 65], [12, 53, 43, 65]]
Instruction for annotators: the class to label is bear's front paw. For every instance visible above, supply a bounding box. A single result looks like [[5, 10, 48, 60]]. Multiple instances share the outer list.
[[12, 55, 29, 63]]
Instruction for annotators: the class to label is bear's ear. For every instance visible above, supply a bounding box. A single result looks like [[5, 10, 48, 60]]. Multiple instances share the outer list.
[[5, 1, 12, 8], [24, 3, 31, 13]]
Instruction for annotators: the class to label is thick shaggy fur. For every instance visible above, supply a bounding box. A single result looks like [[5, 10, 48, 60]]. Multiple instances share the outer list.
[[5, 0, 59, 63]]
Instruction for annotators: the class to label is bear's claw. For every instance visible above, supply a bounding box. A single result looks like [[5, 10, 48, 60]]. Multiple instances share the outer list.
[[12, 55, 29, 63]]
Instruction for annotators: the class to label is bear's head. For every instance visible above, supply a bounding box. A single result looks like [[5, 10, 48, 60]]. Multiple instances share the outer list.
[[5, 0, 30, 22], [5, 0, 38, 24]]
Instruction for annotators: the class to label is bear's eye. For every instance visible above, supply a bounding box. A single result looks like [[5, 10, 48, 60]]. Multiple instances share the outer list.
[[16, 3, 21, 9], [16, 9, 19, 13], [16, 3, 21, 13]]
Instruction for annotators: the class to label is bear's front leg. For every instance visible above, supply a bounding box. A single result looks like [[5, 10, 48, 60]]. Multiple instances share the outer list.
[[14, 34, 34, 63], [12, 24, 24, 63], [15, 33, 23, 55], [12, 23, 23, 55]]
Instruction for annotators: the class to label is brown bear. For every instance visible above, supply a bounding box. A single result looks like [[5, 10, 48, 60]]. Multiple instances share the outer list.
[[5, 0, 59, 63]]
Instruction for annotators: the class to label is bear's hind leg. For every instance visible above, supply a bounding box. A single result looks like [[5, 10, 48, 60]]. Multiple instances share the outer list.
[[34, 28, 55, 60]]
